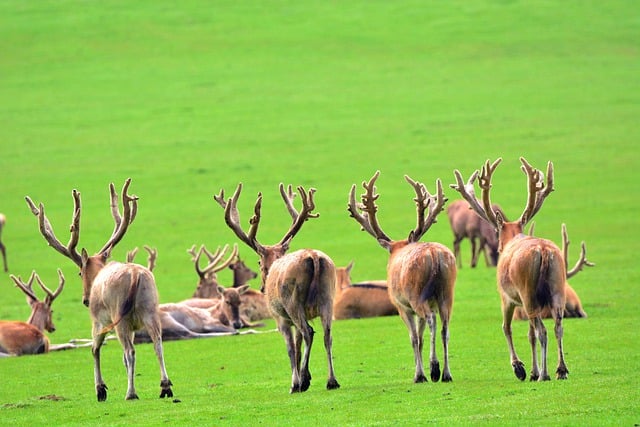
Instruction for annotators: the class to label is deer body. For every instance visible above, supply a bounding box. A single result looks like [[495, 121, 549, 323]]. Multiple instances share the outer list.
[[348, 171, 456, 383], [333, 262, 397, 320], [447, 200, 501, 268], [451, 157, 570, 381], [214, 183, 339, 393]]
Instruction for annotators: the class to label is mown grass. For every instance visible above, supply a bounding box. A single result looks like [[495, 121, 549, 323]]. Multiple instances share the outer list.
[[0, 0, 638, 425]]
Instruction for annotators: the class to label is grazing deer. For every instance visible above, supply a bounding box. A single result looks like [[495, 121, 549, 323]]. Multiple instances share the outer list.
[[514, 224, 593, 320], [447, 199, 505, 268], [348, 171, 456, 383], [0, 213, 8, 272], [451, 157, 569, 381], [25, 179, 173, 401], [333, 262, 398, 320], [0, 270, 64, 356], [214, 183, 340, 393]]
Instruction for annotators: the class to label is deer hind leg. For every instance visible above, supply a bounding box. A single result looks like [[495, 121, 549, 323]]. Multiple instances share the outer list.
[[470, 237, 479, 268], [0, 241, 7, 272], [92, 324, 109, 402], [145, 315, 174, 398], [115, 325, 139, 400], [532, 316, 550, 381], [552, 308, 569, 379], [296, 320, 315, 393], [398, 308, 426, 383], [453, 236, 463, 268], [439, 309, 452, 382], [321, 310, 340, 390], [502, 301, 526, 381], [527, 318, 540, 381], [426, 312, 441, 382], [277, 319, 301, 393]]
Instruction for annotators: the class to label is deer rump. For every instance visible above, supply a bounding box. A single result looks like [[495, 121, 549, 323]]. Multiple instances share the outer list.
[[0, 321, 48, 355], [497, 237, 566, 318], [264, 249, 335, 321]]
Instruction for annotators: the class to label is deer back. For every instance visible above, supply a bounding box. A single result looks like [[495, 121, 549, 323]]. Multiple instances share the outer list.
[[0, 321, 49, 355], [386, 241, 456, 318], [497, 236, 566, 315], [264, 249, 336, 320]]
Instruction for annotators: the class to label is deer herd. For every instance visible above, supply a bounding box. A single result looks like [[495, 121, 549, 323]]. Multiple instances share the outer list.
[[0, 157, 595, 400]]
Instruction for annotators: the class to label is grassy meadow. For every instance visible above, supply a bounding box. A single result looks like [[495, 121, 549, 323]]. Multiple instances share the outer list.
[[0, 0, 638, 425]]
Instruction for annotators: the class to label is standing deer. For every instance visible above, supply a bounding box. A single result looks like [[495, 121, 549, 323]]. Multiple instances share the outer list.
[[447, 199, 505, 268], [0, 270, 64, 356], [214, 183, 340, 393], [0, 213, 8, 272], [25, 178, 173, 401], [348, 171, 456, 383], [451, 157, 569, 381], [333, 262, 397, 320], [514, 223, 593, 320]]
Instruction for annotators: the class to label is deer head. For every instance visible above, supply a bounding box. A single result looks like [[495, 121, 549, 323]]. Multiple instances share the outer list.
[[188, 244, 238, 298], [10, 269, 65, 332]]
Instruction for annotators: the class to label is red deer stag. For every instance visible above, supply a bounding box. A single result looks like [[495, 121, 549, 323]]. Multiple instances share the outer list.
[[0, 213, 8, 271], [447, 199, 505, 268], [214, 183, 340, 393], [188, 244, 238, 299], [348, 171, 456, 383], [514, 223, 593, 320], [0, 270, 64, 356], [333, 262, 397, 320], [25, 179, 173, 401], [451, 157, 568, 381]]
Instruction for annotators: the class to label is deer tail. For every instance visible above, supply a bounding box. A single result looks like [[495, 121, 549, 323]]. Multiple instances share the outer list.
[[306, 254, 321, 307], [419, 252, 439, 303], [100, 269, 140, 335], [534, 251, 552, 307]]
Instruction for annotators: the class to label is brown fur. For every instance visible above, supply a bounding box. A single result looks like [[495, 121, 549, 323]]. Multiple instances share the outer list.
[[447, 200, 502, 268], [333, 263, 397, 320]]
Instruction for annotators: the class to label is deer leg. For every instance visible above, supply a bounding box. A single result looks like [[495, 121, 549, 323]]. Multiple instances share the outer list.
[[552, 308, 569, 379], [0, 241, 7, 272], [116, 326, 139, 400], [502, 301, 526, 381], [470, 237, 478, 268], [453, 236, 462, 268], [321, 311, 340, 390], [426, 312, 440, 382], [399, 309, 426, 383], [439, 309, 452, 382], [91, 323, 109, 402], [145, 315, 174, 398], [527, 319, 540, 381], [296, 321, 314, 393], [533, 316, 550, 381], [277, 319, 300, 393]]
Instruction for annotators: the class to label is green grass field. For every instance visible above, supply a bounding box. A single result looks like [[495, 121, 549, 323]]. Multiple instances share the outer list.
[[0, 0, 638, 425]]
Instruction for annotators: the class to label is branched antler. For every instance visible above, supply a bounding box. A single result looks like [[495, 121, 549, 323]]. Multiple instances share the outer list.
[[214, 185, 263, 252], [347, 171, 391, 243], [404, 175, 447, 242], [562, 224, 595, 279]]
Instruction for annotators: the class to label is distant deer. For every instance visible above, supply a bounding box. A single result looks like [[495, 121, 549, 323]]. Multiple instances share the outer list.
[[514, 223, 593, 320], [25, 179, 173, 401], [348, 171, 456, 383], [447, 199, 505, 268], [333, 262, 397, 320], [0, 270, 64, 356], [229, 256, 258, 287], [0, 213, 8, 272], [214, 183, 340, 393], [229, 258, 270, 321], [451, 157, 569, 381]]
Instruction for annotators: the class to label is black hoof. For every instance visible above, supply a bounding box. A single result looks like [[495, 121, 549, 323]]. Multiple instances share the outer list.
[[96, 384, 108, 402], [513, 361, 526, 381], [556, 366, 569, 380], [125, 393, 139, 400], [160, 380, 174, 398], [441, 373, 453, 383], [290, 384, 301, 394], [326, 379, 340, 390], [430, 361, 441, 383], [414, 373, 428, 383], [529, 373, 539, 382]]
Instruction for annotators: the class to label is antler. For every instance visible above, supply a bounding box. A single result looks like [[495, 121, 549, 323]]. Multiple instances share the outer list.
[[277, 183, 319, 246], [518, 157, 554, 226], [562, 223, 595, 279], [404, 175, 447, 242], [98, 178, 139, 255], [126, 247, 139, 263], [450, 161, 500, 228], [214, 184, 263, 252], [347, 170, 391, 243], [25, 189, 83, 267], [35, 269, 65, 304], [143, 246, 157, 272], [193, 244, 238, 278], [10, 271, 39, 302]]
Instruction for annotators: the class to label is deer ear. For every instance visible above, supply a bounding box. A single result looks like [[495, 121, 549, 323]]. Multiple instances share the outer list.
[[217, 284, 226, 295], [237, 284, 251, 295], [346, 260, 354, 273], [496, 210, 506, 228]]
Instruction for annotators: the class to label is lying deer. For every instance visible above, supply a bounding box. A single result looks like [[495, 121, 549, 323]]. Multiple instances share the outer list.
[[214, 183, 340, 393], [447, 199, 505, 268], [348, 171, 456, 383], [188, 243, 238, 298], [25, 178, 173, 401], [514, 223, 593, 320], [452, 157, 568, 381], [0, 213, 8, 272], [333, 262, 397, 320], [0, 270, 64, 356]]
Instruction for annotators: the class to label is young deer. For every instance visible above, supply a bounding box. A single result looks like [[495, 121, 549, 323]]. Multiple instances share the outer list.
[[348, 171, 456, 383], [514, 223, 594, 320], [451, 157, 568, 381], [0, 270, 64, 356], [333, 262, 397, 320], [25, 179, 173, 401], [214, 183, 339, 393]]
